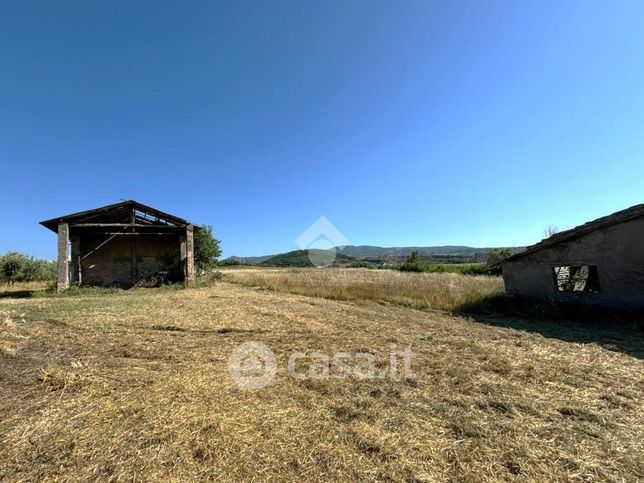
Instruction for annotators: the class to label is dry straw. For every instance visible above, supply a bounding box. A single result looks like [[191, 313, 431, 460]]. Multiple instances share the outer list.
[[1, 270, 642, 481]]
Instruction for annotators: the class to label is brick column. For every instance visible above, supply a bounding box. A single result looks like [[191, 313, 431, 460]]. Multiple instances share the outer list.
[[57, 223, 70, 292]]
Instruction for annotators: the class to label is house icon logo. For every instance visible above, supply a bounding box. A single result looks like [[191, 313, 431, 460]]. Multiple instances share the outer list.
[[228, 341, 277, 390], [295, 216, 349, 267]]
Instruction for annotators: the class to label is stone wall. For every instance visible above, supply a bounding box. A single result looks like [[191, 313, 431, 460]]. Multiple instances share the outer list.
[[502, 218, 644, 308], [79, 234, 182, 286]]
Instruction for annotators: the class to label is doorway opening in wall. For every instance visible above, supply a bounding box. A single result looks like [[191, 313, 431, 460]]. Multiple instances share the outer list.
[[553, 265, 601, 293]]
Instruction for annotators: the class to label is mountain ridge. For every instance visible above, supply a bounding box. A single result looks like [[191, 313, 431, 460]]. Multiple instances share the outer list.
[[224, 245, 514, 266]]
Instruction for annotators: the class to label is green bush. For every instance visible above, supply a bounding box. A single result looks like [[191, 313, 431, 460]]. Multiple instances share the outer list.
[[486, 248, 513, 267], [399, 251, 428, 272], [398, 251, 503, 276], [350, 261, 376, 269], [0, 252, 56, 284]]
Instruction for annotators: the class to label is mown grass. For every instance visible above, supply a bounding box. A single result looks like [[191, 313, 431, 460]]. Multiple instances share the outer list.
[[221, 267, 504, 311], [1, 274, 642, 481]]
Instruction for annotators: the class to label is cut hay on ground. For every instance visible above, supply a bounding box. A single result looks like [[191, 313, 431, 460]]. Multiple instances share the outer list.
[[0, 276, 642, 481]]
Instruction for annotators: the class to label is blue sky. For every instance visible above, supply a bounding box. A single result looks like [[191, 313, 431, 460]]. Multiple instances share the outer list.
[[1, 1, 643, 258]]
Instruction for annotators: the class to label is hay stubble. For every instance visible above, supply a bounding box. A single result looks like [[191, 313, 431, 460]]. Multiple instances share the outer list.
[[0, 274, 642, 481]]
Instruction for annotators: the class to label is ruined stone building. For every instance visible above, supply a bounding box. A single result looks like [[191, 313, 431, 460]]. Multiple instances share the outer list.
[[41, 201, 198, 291], [502, 204, 644, 308]]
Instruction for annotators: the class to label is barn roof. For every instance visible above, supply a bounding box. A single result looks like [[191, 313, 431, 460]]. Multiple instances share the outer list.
[[40, 200, 198, 233], [506, 204, 644, 262]]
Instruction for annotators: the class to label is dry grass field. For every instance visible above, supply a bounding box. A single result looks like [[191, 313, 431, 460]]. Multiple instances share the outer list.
[[221, 267, 505, 311], [1, 269, 643, 481], [0, 281, 50, 293]]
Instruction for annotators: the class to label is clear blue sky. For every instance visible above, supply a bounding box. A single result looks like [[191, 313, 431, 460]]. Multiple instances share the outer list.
[[1, 1, 643, 259]]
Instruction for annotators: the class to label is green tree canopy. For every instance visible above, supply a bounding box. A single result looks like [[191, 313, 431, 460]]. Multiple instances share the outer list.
[[194, 225, 222, 272], [0, 252, 56, 285], [400, 250, 427, 272], [486, 248, 513, 266]]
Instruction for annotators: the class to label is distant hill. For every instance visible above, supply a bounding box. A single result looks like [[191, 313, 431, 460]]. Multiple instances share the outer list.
[[336, 245, 497, 258], [223, 245, 515, 267], [259, 249, 354, 267], [223, 255, 273, 265]]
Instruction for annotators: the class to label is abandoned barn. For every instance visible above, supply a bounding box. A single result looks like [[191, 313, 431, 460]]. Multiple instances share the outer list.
[[502, 204, 644, 308], [41, 200, 199, 291]]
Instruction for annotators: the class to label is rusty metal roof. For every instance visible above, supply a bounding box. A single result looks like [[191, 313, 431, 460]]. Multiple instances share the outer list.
[[40, 200, 198, 233]]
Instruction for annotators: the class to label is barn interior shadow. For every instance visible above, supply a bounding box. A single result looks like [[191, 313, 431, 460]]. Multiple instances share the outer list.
[[458, 295, 644, 360]]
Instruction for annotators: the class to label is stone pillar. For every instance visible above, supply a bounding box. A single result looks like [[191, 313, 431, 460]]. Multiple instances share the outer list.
[[185, 224, 196, 285], [57, 223, 70, 292]]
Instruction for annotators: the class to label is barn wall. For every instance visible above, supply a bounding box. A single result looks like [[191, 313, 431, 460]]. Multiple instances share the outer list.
[[79, 234, 182, 286], [502, 218, 644, 308]]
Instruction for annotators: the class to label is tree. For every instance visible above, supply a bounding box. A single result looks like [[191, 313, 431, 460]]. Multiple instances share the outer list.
[[543, 225, 559, 239], [400, 250, 427, 272], [0, 252, 28, 285], [0, 252, 57, 285], [193, 225, 222, 272], [486, 248, 513, 266], [24, 258, 56, 281]]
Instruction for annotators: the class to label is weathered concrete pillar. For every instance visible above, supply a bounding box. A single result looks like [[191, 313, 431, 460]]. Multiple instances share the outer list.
[[185, 224, 196, 286], [70, 235, 81, 285], [57, 223, 70, 292]]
